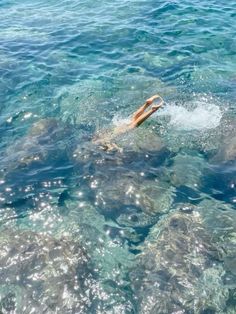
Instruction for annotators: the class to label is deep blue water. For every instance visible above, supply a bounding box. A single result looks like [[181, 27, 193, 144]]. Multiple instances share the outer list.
[[0, 0, 236, 313]]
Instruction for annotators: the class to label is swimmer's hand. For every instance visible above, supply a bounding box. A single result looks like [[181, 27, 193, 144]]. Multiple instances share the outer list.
[[152, 103, 163, 112]]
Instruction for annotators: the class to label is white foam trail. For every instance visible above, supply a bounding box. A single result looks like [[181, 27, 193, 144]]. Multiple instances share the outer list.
[[158, 99, 222, 131]]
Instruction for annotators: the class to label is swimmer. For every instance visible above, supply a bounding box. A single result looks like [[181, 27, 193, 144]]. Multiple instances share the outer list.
[[93, 94, 164, 151]]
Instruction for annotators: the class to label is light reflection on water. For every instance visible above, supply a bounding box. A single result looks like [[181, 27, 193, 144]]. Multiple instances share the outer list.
[[0, 0, 236, 312]]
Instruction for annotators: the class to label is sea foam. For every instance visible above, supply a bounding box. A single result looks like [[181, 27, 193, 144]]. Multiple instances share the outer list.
[[158, 98, 222, 131]]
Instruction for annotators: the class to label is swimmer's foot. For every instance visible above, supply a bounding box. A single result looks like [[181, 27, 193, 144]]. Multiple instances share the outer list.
[[152, 103, 163, 112], [145, 94, 162, 106]]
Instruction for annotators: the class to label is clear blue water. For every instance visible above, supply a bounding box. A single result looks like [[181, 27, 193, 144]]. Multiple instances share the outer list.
[[0, 0, 236, 313]]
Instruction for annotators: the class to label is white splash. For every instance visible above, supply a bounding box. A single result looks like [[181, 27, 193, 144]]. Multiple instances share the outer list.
[[158, 98, 222, 130]]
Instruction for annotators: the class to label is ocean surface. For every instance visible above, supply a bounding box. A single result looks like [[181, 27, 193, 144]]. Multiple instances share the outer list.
[[0, 0, 236, 313]]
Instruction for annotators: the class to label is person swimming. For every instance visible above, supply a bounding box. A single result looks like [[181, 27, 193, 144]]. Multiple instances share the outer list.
[[93, 94, 164, 151]]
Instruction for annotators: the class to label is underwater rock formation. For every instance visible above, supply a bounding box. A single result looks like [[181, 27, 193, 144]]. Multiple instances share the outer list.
[[114, 128, 167, 154], [55, 79, 110, 128], [202, 131, 236, 206], [96, 174, 174, 225], [203, 162, 236, 206], [211, 135, 236, 163], [72, 125, 172, 227], [167, 151, 206, 189], [0, 229, 103, 314], [0, 118, 72, 180], [130, 208, 229, 313], [73, 139, 173, 229], [0, 118, 73, 210], [198, 199, 236, 283], [202, 114, 236, 160]]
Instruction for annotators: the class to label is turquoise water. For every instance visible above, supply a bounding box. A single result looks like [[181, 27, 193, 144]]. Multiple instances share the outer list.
[[0, 0, 236, 312]]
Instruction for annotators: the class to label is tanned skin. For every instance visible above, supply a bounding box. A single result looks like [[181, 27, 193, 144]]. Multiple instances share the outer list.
[[93, 94, 164, 151]]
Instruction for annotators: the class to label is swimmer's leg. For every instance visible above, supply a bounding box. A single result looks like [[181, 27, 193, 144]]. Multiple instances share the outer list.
[[132, 95, 161, 123], [131, 99, 164, 127], [132, 102, 149, 122]]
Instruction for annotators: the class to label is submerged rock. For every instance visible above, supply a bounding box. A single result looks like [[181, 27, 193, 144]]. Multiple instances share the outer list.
[[130, 209, 229, 313], [72, 126, 172, 229], [211, 135, 236, 163], [1, 118, 72, 174], [115, 127, 166, 154], [196, 120, 236, 205], [167, 150, 207, 189], [198, 199, 236, 312], [0, 229, 103, 314], [0, 118, 74, 209], [201, 158, 236, 206], [97, 176, 174, 231], [198, 199, 236, 275], [55, 79, 111, 128], [77, 157, 175, 232]]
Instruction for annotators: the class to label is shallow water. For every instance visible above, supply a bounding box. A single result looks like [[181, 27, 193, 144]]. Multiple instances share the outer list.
[[0, 0, 236, 313]]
